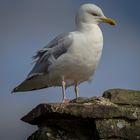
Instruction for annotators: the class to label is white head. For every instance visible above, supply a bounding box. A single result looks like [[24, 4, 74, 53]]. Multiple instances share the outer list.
[[76, 3, 116, 26]]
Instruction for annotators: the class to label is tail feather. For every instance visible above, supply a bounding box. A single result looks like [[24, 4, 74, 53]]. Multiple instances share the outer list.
[[12, 77, 49, 93]]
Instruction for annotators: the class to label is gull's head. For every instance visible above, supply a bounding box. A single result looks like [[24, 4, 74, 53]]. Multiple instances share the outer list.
[[76, 3, 116, 26]]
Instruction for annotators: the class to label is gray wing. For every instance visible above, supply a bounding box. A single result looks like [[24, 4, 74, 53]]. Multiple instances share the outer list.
[[27, 33, 73, 79]]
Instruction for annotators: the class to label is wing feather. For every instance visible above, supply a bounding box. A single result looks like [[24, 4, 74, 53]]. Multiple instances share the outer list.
[[28, 33, 73, 78]]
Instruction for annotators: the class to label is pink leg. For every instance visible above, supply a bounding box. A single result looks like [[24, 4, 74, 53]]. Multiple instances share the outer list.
[[62, 77, 69, 103], [74, 82, 79, 99]]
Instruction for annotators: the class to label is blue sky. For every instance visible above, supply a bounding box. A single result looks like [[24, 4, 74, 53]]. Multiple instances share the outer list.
[[0, 0, 140, 140]]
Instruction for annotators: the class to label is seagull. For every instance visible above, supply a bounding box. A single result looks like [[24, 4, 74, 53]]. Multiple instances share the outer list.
[[12, 3, 116, 102]]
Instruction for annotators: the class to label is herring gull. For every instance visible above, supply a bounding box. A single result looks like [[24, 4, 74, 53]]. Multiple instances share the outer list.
[[12, 3, 116, 102]]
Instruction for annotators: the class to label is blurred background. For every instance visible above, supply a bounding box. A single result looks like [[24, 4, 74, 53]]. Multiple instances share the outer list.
[[0, 0, 140, 140]]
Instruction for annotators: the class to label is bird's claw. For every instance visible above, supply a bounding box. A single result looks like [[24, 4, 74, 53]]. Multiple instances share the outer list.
[[62, 99, 71, 103]]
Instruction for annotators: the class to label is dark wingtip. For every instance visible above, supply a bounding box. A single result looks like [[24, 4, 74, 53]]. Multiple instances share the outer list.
[[11, 87, 17, 94]]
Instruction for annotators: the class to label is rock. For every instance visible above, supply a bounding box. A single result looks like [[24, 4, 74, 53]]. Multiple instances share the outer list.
[[21, 97, 120, 124], [95, 119, 140, 140], [103, 89, 140, 106], [22, 89, 140, 140]]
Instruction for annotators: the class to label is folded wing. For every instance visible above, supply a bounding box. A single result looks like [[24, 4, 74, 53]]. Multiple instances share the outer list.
[[12, 33, 73, 92]]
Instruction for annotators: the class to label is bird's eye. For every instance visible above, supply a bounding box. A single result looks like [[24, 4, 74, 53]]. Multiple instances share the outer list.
[[91, 13, 98, 16]]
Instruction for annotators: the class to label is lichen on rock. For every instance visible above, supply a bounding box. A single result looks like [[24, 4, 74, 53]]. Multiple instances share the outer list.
[[22, 89, 140, 140]]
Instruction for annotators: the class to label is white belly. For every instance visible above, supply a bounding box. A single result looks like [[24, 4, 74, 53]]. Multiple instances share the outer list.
[[48, 31, 103, 86]]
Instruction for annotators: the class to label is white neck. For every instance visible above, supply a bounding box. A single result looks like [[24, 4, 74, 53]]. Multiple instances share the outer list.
[[76, 22, 103, 40], [76, 22, 99, 32], [75, 22, 103, 45]]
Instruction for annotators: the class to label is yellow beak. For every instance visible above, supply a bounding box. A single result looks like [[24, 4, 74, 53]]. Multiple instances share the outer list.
[[100, 17, 116, 26]]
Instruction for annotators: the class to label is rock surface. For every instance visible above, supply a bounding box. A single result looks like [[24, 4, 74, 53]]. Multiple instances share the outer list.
[[21, 89, 140, 140]]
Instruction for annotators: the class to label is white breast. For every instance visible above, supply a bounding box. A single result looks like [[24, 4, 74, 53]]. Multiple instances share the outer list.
[[49, 25, 103, 86]]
